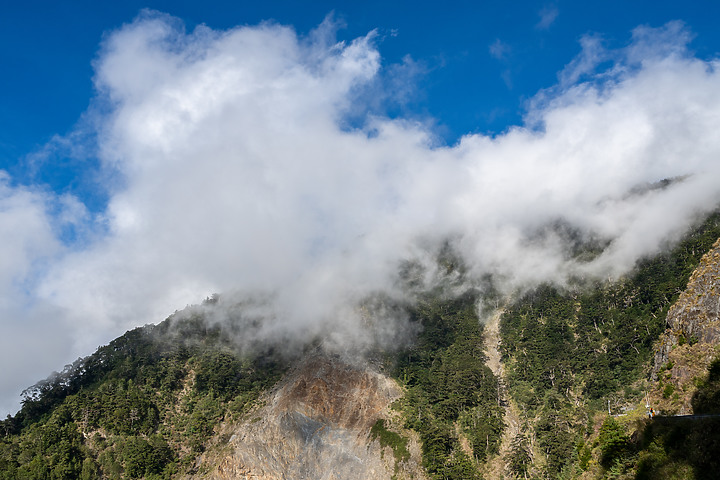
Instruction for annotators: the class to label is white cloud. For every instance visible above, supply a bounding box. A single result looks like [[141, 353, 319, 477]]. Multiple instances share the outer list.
[[489, 39, 510, 60], [557, 34, 607, 87], [0, 173, 78, 417], [0, 173, 58, 299], [2, 15, 720, 415], [536, 5, 559, 30]]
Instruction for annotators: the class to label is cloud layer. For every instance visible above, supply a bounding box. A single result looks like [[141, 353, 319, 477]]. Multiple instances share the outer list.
[[2, 14, 720, 415]]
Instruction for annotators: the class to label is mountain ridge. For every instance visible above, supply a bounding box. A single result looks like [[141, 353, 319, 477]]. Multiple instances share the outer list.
[[2, 211, 720, 479]]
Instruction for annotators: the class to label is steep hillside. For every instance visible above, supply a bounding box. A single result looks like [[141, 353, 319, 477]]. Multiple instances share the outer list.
[[0, 270, 505, 479], [497, 210, 720, 479], [391, 289, 503, 479], [0, 310, 289, 479], [194, 355, 425, 480], [2, 212, 720, 480], [651, 238, 720, 414]]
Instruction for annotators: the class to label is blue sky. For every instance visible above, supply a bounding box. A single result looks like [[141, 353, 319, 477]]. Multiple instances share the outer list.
[[2, 1, 720, 416], [3, 0, 720, 206]]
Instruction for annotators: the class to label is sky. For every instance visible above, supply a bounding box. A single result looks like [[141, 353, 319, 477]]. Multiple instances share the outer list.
[[2, 0, 720, 416]]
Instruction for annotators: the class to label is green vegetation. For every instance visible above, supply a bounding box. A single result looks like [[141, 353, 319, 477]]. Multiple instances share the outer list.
[[507, 433, 532, 478], [370, 419, 410, 464], [498, 210, 720, 478], [598, 417, 630, 467], [2, 210, 720, 479], [503, 211, 720, 405], [635, 417, 720, 480], [611, 357, 720, 480], [692, 357, 720, 415], [392, 286, 503, 479], [0, 308, 286, 479]]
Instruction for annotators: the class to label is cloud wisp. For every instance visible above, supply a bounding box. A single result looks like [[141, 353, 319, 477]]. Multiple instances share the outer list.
[[536, 4, 559, 30], [2, 13, 720, 415]]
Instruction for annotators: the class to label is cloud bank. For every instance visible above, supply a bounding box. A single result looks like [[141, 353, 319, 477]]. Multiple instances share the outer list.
[[2, 13, 720, 415]]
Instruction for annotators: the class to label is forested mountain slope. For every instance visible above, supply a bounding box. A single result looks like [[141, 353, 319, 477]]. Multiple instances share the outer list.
[[497, 210, 720, 479], [0, 277, 504, 479], [0, 309, 288, 479], [1, 211, 720, 479], [650, 236, 720, 415]]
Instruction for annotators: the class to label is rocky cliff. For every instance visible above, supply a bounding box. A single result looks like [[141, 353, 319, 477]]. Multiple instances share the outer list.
[[652, 238, 720, 414], [193, 355, 427, 480]]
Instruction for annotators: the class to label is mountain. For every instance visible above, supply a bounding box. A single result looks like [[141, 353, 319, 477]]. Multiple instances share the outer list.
[[651, 236, 720, 415], [494, 211, 720, 479], [196, 354, 421, 479], [2, 211, 720, 480]]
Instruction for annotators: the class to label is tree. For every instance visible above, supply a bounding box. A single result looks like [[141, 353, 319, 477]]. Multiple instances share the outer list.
[[507, 434, 532, 479], [598, 417, 629, 468]]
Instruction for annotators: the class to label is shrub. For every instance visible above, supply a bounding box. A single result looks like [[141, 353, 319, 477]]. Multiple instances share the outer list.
[[598, 417, 630, 467]]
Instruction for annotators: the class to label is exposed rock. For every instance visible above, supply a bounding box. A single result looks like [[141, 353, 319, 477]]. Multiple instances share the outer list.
[[193, 355, 427, 480], [481, 309, 523, 480], [651, 238, 720, 414]]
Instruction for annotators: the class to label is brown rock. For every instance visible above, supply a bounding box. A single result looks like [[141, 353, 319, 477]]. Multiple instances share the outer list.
[[651, 238, 720, 414], [191, 355, 427, 480]]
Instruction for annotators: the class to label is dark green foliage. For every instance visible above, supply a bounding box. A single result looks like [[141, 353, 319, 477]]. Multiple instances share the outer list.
[[121, 435, 175, 478], [631, 357, 720, 478], [535, 390, 580, 477], [62, 379, 161, 436], [370, 419, 410, 464], [636, 417, 720, 480], [0, 307, 287, 479], [417, 422, 456, 476], [507, 434, 532, 478], [193, 349, 283, 405], [179, 392, 224, 452], [79, 457, 99, 480], [501, 285, 576, 410], [194, 351, 245, 398], [444, 451, 482, 480], [597, 417, 630, 467], [662, 383, 676, 399], [502, 210, 720, 406], [0, 410, 86, 480], [499, 210, 720, 477], [577, 440, 591, 471], [691, 357, 720, 415], [394, 289, 503, 477]]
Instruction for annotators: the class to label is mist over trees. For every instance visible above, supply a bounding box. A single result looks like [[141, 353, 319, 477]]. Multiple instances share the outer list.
[[1, 209, 719, 479]]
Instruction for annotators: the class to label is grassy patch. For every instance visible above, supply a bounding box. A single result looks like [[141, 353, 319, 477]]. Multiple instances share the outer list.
[[370, 419, 410, 463]]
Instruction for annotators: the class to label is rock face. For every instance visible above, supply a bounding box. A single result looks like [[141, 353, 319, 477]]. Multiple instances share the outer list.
[[652, 238, 720, 413], [196, 355, 426, 480]]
